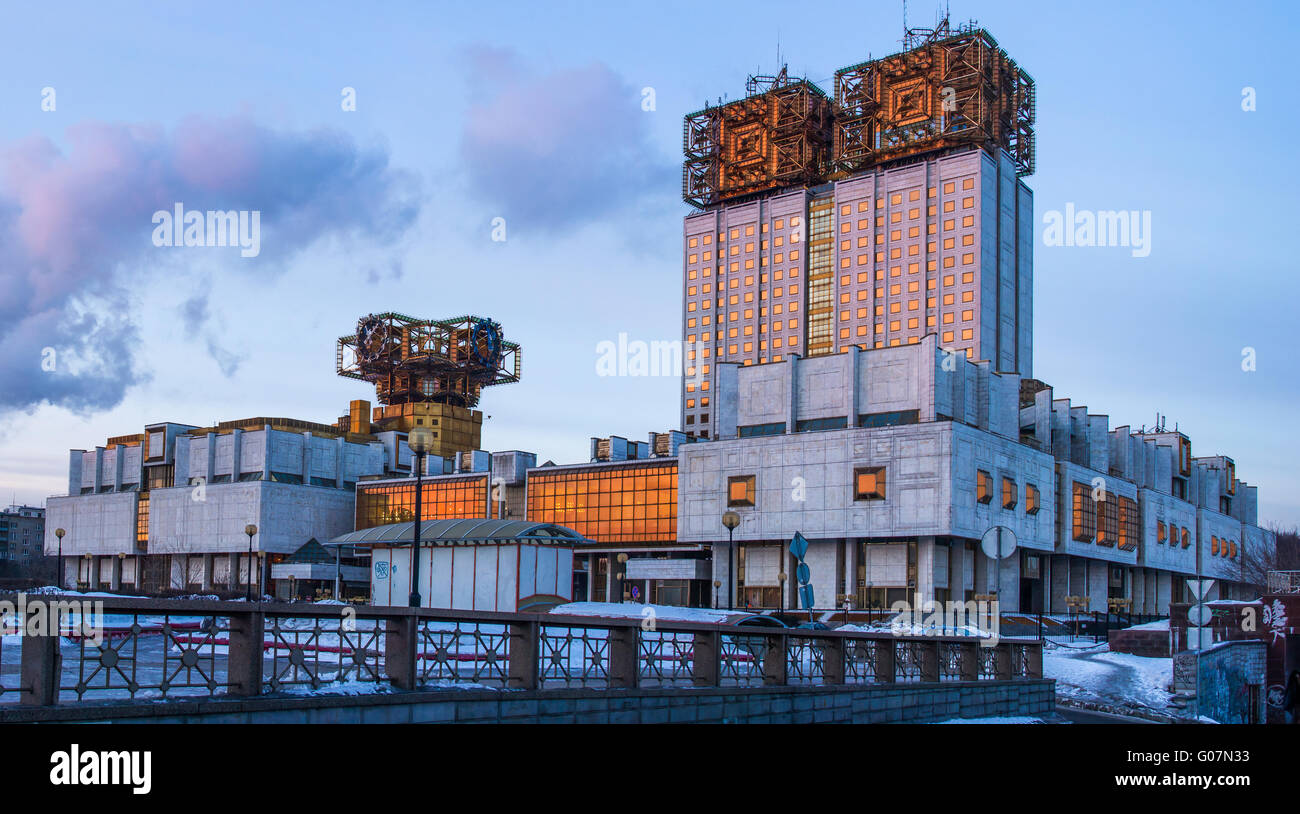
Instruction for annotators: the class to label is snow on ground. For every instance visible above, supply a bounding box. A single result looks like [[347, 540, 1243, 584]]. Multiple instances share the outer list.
[[280, 679, 396, 697], [838, 620, 991, 638], [24, 586, 146, 598], [551, 602, 739, 624], [931, 716, 1044, 724], [1043, 641, 1174, 712]]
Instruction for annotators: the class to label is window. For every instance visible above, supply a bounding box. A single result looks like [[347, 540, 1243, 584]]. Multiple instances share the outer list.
[[1001, 476, 1017, 510], [269, 471, 303, 485], [738, 422, 785, 437], [1072, 482, 1095, 542], [796, 416, 848, 432], [1211, 536, 1220, 556], [1181, 527, 1190, 548], [854, 467, 886, 500], [1157, 521, 1167, 543], [976, 470, 992, 504], [1097, 497, 1117, 547], [727, 476, 756, 507], [857, 410, 919, 428], [1118, 496, 1139, 552], [238, 471, 263, 482], [1025, 483, 1040, 515]]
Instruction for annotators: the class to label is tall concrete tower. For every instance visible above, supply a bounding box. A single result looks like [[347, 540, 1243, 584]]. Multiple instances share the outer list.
[[680, 19, 1035, 439]]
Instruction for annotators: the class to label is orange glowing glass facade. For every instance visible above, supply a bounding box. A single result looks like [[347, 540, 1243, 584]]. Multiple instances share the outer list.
[[526, 461, 677, 544], [355, 475, 489, 530]]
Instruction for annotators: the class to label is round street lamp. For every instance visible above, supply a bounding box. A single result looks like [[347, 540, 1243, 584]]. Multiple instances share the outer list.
[[244, 524, 258, 601], [54, 528, 66, 590], [722, 511, 741, 611], [407, 426, 434, 608]]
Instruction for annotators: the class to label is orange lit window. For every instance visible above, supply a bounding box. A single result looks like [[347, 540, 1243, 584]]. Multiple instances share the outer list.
[[1025, 483, 1040, 515], [854, 467, 886, 501], [727, 475, 756, 507], [977, 470, 992, 504]]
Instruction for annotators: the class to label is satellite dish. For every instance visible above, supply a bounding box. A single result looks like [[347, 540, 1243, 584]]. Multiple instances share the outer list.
[[980, 526, 1017, 560]]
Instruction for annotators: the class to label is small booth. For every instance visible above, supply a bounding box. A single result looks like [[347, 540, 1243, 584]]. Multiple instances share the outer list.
[[328, 518, 591, 612]]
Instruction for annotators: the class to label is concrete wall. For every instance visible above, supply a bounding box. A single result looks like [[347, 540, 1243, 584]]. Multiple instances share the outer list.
[[149, 481, 355, 555], [2, 680, 1057, 725], [44, 492, 138, 556]]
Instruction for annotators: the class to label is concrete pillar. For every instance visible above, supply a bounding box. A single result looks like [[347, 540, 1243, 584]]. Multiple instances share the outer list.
[[946, 543, 963, 605], [844, 540, 857, 605], [110, 556, 122, 591], [1132, 567, 1146, 614], [916, 537, 936, 605], [1087, 561, 1107, 613], [1049, 555, 1070, 614]]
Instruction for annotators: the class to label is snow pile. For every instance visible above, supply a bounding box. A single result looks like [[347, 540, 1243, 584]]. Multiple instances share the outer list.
[[551, 602, 740, 625], [24, 586, 145, 598], [838, 620, 992, 638], [1044, 646, 1173, 711], [931, 716, 1044, 724], [1124, 618, 1169, 631]]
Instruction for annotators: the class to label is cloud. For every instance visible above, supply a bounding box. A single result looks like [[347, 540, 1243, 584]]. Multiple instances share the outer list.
[[0, 115, 421, 414], [458, 51, 674, 233], [180, 283, 245, 377]]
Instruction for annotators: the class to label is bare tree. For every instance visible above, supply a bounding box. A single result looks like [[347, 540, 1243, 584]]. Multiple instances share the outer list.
[[1241, 526, 1300, 595]]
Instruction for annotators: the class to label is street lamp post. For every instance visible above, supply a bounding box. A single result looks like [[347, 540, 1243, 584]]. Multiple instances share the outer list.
[[407, 426, 434, 608], [244, 524, 258, 601], [722, 511, 740, 611], [616, 553, 629, 603], [54, 528, 66, 590]]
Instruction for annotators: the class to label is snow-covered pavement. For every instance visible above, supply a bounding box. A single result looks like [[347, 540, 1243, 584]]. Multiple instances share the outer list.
[[1043, 637, 1175, 714]]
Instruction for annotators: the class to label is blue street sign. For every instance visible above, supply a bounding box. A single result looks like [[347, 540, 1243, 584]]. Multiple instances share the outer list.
[[799, 584, 815, 611], [789, 532, 809, 561], [795, 562, 811, 585]]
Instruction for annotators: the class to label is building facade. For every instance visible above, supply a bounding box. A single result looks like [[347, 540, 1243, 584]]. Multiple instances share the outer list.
[[0, 505, 47, 575], [681, 23, 1036, 441], [43, 415, 411, 594], [676, 338, 1276, 614]]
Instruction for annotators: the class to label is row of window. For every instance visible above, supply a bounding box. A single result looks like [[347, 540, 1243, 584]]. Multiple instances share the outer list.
[[976, 470, 1041, 515], [735, 411, 921, 440], [725, 466, 888, 507], [1070, 482, 1140, 551]]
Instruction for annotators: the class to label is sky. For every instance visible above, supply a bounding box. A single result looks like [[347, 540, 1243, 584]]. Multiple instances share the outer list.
[[0, 0, 1297, 527]]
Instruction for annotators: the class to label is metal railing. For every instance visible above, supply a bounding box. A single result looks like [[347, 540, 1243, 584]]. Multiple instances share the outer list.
[[1267, 571, 1300, 595], [0, 594, 1043, 706]]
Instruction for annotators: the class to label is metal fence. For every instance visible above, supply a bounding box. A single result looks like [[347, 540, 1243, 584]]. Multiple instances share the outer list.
[[0, 594, 1043, 707], [1267, 571, 1300, 595]]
